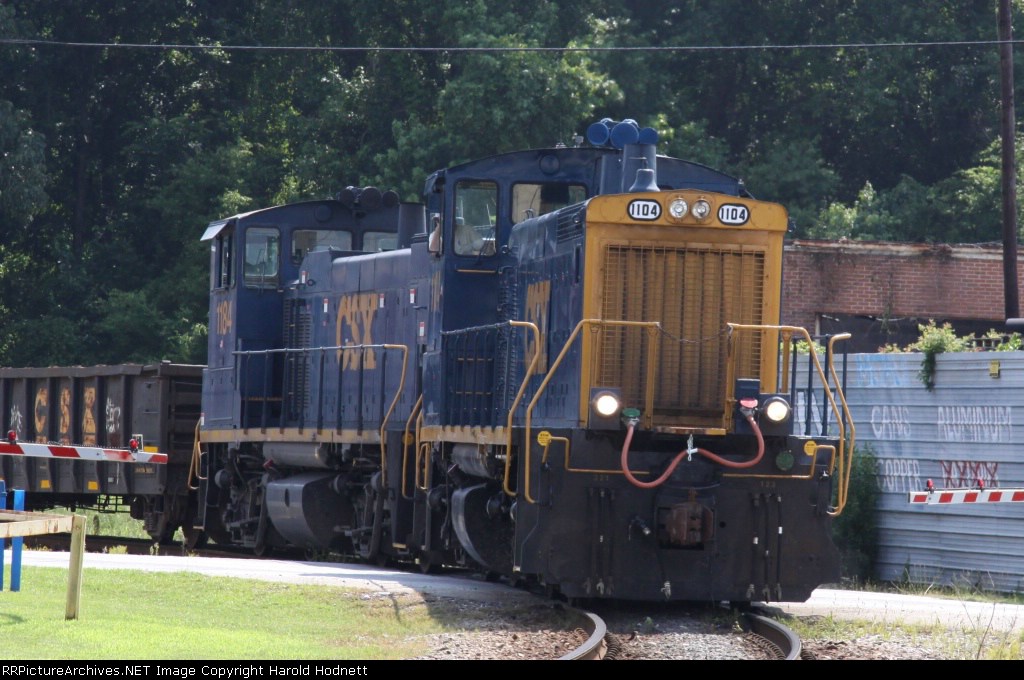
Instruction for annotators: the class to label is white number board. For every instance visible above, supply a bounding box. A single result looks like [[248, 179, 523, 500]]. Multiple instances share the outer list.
[[718, 204, 750, 225], [627, 199, 661, 221]]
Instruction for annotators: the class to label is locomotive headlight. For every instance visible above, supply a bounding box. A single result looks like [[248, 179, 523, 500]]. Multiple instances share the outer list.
[[762, 397, 792, 423], [589, 388, 624, 430], [593, 391, 622, 417], [668, 198, 688, 219], [691, 199, 711, 220]]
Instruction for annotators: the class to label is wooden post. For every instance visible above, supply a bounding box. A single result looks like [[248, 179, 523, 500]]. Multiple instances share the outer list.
[[66, 514, 86, 620], [0, 510, 82, 619]]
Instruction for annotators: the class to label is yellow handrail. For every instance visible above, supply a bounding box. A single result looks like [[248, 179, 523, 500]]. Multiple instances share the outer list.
[[373, 344, 410, 489], [188, 419, 207, 491], [726, 324, 855, 515], [400, 395, 423, 500], [826, 333, 856, 515], [415, 411, 430, 492], [519, 319, 661, 504], [500, 321, 542, 496]]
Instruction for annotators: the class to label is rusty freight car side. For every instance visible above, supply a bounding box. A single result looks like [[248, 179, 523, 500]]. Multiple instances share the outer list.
[[0, 362, 203, 542]]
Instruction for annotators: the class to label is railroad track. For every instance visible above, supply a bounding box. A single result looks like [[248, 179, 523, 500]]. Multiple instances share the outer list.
[[19, 533, 801, 660], [743, 608, 803, 660], [555, 605, 804, 660], [559, 609, 610, 660]]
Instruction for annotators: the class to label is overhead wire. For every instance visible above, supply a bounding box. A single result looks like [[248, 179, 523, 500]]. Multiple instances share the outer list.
[[0, 37, 1021, 53]]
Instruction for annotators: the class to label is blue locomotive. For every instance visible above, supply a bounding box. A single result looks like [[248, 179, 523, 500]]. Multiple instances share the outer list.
[[194, 119, 855, 602]]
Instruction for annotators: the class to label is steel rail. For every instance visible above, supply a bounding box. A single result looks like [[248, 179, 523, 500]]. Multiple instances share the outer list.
[[558, 609, 609, 660], [743, 609, 803, 660]]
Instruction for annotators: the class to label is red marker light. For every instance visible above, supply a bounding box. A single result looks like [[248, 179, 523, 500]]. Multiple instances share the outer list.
[[129, 438, 139, 452], [6, 430, 15, 444], [926, 479, 935, 491]]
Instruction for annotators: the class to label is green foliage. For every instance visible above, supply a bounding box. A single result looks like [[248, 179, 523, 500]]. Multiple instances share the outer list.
[[783, 337, 824, 355], [983, 330, 1024, 351], [0, 2, 1020, 367], [832, 444, 881, 584], [0, 100, 48, 228], [740, 137, 839, 235], [908, 321, 972, 390], [799, 338, 825, 355], [875, 321, 1024, 388], [874, 323, 1024, 388]]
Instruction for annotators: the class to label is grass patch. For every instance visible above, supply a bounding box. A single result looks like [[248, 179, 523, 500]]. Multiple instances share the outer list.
[[40, 508, 185, 544], [786, 599, 1024, 659], [0, 565, 445, 660], [843, 577, 1024, 606]]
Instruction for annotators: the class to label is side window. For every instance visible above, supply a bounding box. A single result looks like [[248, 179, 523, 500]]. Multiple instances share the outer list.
[[363, 231, 398, 252], [453, 180, 497, 257], [512, 183, 586, 224], [244, 227, 280, 289], [213, 230, 234, 289], [292, 229, 352, 264]]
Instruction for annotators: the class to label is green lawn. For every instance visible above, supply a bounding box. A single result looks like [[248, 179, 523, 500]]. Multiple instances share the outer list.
[[0, 565, 444, 660]]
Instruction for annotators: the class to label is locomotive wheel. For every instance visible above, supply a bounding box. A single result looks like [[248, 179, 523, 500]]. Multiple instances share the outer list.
[[182, 526, 208, 551], [148, 523, 178, 546]]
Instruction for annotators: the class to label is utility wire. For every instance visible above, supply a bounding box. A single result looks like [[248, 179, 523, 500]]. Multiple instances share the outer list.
[[0, 37, 1021, 53]]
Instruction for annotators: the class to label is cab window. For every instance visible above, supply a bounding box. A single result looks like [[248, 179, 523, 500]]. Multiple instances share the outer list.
[[213, 229, 234, 289], [244, 227, 280, 288], [363, 231, 397, 252], [292, 229, 352, 264], [512, 183, 586, 224], [453, 180, 497, 256]]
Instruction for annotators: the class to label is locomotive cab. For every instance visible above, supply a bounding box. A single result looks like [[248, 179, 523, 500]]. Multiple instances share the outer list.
[[197, 191, 422, 551], [200, 192, 406, 432]]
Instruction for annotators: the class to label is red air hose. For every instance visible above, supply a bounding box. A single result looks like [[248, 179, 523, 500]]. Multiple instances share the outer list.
[[621, 413, 766, 489]]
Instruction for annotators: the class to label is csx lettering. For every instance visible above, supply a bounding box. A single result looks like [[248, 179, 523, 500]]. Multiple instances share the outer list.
[[59, 386, 71, 444], [33, 387, 47, 440], [217, 300, 233, 335], [82, 386, 97, 445], [336, 292, 378, 370], [524, 280, 550, 374]]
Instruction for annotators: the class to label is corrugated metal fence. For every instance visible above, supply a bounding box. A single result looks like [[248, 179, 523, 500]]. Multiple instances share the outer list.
[[838, 351, 1024, 592]]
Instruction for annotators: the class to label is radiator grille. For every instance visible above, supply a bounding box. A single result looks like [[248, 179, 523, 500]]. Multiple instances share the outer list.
[[598, 244, 765, 420], [284, 300, 311, 417], [555, 204, 585, 243]]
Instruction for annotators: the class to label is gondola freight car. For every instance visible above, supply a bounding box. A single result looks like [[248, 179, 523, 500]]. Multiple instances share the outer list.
[[0, 362, 202, 542]]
